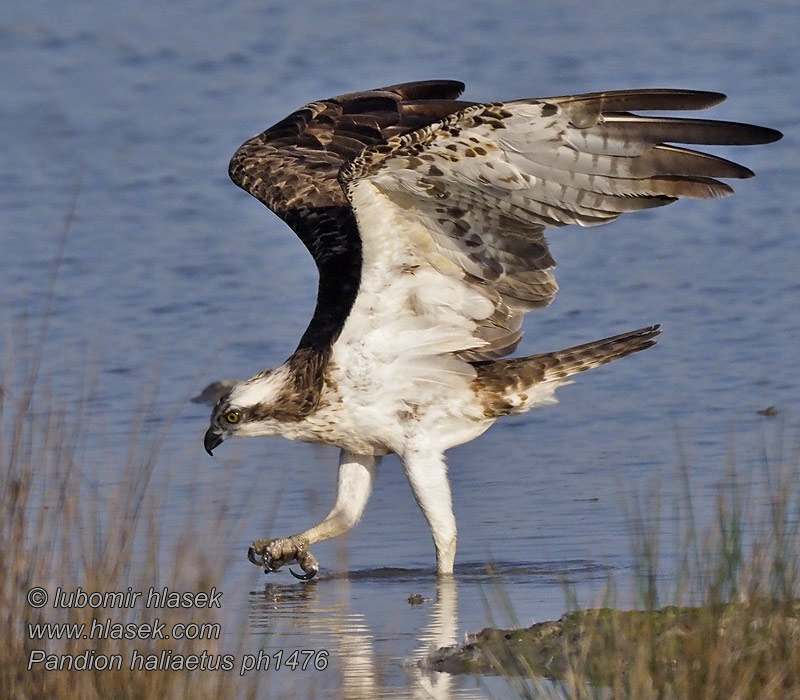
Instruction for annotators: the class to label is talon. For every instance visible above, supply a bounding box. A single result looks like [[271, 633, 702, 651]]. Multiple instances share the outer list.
[[289, 567, 317, 580], [293, 549, 319, 580], [248, 536, 319, 579], [248, 539, 272, 569], [247, 545, 262, 566]]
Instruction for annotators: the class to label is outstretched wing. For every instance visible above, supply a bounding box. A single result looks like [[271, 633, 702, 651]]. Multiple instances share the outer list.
[[339, 88, 781, 360], [228, 80, 473, 353]]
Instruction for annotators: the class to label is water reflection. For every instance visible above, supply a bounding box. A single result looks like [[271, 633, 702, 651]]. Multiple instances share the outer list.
[[246, 562, 610, 699], [404, 577, 459, 700], [246, 575, 465, 698]]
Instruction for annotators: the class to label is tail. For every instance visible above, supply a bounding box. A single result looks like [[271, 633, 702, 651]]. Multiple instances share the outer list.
[[473, 324, 661, 417]]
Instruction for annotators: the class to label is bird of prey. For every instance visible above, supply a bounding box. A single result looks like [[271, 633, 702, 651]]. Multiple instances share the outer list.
[[203, 80, 780, 579]]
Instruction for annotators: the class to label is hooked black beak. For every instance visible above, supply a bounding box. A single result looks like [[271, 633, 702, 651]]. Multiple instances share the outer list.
[[204, 427, 224, 456]]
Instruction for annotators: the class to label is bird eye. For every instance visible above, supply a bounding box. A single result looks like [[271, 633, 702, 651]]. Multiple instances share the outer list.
[[225, 411, 240, 424]]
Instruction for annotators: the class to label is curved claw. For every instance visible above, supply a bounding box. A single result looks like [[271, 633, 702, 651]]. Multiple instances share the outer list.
[[289, 567, 317, 581], [248, 543, 277, 574], [247, 545, 262, 567]]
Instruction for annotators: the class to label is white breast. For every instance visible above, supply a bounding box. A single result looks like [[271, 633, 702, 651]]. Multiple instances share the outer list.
[[320, 183, 495, 455]]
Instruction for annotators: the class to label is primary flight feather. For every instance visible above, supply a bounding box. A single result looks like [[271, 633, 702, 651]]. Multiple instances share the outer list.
[[202, 80, 780, 578]]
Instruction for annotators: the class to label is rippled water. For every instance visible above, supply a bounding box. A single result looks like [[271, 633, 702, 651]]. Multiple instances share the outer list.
[[2, 1, 798, 697]]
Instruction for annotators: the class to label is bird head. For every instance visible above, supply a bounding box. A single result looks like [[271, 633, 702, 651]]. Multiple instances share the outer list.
[[203, 367, 294, 455]]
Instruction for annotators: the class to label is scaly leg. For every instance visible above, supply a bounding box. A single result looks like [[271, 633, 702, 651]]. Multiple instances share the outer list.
[[249, 450, 379, 579], [401, 448, 457, 576]]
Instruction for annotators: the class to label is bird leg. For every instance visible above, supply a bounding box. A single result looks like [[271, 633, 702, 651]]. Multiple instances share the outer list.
[[401, 448, 457, 576], [248, 450, 379, 579]]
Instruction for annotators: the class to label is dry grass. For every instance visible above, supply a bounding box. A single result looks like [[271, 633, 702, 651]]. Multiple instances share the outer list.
[[525, 429, 800, 700], [0, 201, 267, 699], [0, 348, 265, 700]]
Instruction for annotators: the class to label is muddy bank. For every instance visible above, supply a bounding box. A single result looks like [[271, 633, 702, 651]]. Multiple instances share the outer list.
[[425, 603, 800, 678]]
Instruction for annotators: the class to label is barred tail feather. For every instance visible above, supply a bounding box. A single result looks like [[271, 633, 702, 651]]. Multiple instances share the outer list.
[[474, 325, 661, 416], [530, 324, 661, 382]]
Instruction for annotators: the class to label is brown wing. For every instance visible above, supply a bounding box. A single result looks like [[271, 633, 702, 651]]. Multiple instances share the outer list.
[[227, 80, 473, 352], [229, 80, 471, 214]]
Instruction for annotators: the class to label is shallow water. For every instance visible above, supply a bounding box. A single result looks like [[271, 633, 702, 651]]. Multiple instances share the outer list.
[[2, 1, 798, 697]]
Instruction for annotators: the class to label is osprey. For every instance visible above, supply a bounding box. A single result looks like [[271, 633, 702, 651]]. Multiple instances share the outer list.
[[203, 80, 780, 579]]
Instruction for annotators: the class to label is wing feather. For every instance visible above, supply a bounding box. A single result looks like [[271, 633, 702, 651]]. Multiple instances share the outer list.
[[228, 82, 780, 368], [229, 80, 469, 215], [340, 90, 780, 360]]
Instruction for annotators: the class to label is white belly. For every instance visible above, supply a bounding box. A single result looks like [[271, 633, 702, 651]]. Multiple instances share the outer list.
[[300, 365, 493, 456]]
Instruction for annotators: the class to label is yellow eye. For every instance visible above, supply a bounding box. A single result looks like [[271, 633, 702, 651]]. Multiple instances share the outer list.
[[225, 411, 240, 424]]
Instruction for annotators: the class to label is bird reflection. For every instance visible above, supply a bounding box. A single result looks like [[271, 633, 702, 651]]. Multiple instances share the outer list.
[[404, 577, 459, 699], [246, 572, 483, 699]]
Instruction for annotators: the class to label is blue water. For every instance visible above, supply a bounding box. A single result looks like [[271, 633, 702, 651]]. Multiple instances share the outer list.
[[2, 1, 798, 697]]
